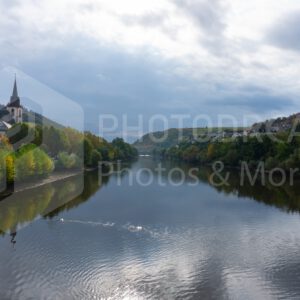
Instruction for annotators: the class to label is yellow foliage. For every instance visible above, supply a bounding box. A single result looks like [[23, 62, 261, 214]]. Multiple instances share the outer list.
[[5, 154, 15, 183]]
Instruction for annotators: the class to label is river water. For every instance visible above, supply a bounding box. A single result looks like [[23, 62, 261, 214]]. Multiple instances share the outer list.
[[1, 157, 300, 299]]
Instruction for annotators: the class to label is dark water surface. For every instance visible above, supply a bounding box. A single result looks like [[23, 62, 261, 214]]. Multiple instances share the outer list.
[[1, 158, 300, 299]]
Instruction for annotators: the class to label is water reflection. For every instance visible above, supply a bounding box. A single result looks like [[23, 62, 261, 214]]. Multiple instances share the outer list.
[[141, 159, 300, 214], [0, 170, 107, 237], [1, 159, 300, 238]]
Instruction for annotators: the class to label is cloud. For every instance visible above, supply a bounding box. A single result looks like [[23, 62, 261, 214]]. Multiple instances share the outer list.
[[120, 11, 179, 40], [267, 10, 300, 52], [0, 0, 299, 138], [174, 0, 227, 36], [224, 94, 294, 113], [173, 0, 230, 55], [202, 82, 296, 118], [121, 12, 167, 28]]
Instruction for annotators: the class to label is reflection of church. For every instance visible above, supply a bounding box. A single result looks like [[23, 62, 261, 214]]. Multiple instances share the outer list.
[[10, 231, 17, 247], [0, 76, 24, 134]]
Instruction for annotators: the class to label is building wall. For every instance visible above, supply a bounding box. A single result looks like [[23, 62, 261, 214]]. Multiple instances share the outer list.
[[7, 107, 23, 123]]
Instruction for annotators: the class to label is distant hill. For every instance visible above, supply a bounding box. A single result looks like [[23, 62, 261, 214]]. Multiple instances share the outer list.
[[251, 113, 300, 133], [133, 127, 244, 154], [134, 112, 300, 154]]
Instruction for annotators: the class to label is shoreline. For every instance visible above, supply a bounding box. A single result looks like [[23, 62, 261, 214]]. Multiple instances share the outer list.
[[0, 170, 87, 198], [1, 159, 134, 197], [14, 170, 85, 193]]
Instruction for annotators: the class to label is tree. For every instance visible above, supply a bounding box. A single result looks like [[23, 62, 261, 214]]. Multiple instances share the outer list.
[[91, 150, 102, 167], [5, 154, 14, 183], [83, 138, 93, 166], [14, 144, 54, 180], [43, 126, 70, 156], [15, 149, 35, 179], [207, 144, 215, 161], [182, 145, 200, 162], [57, 152, 81, 169]]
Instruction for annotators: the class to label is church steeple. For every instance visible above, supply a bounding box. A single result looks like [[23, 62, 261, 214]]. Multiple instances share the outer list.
[[9, 75, 20, 106], [12, 75, 18, 100], [5, 75, 23, 123]]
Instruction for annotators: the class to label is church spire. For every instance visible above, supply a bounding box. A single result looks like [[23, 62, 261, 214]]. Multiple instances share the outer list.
[[10, 74, 20, 105], [12, 74, 18, 100]]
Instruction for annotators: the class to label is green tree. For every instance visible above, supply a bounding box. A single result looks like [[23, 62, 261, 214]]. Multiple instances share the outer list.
[[91, 150, 102, 167], [83, 138, 93, 166]]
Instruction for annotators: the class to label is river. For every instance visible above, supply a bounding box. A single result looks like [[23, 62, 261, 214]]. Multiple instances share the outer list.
[[1, 157, 300, 299]]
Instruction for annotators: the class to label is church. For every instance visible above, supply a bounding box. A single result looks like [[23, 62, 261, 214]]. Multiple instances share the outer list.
[[0, 77, 24, 134], [5, 76, 23, 123]]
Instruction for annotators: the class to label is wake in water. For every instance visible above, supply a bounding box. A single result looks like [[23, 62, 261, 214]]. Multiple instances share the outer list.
[[124, 224, 144, 232], [57, 218, 169, 238], [59, 218, 115, 228]]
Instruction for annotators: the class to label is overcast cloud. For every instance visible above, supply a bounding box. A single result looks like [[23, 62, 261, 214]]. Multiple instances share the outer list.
[[267, 10, 300, 52], [0, 0, 299, 140]]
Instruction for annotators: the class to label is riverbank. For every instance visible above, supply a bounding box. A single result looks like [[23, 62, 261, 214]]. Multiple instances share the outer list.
[[1, 158, 137, 198], [14, 170, 85, 193], [0, 170, 85, 199]]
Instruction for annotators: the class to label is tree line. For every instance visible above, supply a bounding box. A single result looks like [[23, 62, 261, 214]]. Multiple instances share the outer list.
[[157, 131, 300, 171], [0, 123, 138, 184]]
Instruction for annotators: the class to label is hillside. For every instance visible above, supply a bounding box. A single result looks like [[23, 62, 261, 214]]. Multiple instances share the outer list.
[[251, 113, 300, 133], [133, 127, 244, 154], [23, 110, 64, 129], [134, 112, 300, 154]]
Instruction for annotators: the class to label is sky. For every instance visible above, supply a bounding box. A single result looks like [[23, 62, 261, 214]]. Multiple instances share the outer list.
[[0, 0, 300, 140]]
